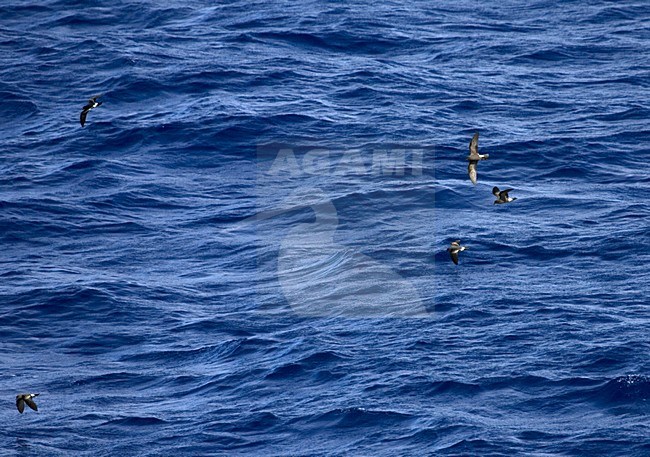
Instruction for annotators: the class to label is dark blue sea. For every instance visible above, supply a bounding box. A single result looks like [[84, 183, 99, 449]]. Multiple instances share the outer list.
[[1, 1, 649, 455]]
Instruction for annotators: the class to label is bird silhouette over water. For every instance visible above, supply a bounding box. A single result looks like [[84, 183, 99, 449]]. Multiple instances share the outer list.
[[467, 132, 489, 184], [16, 393, 39, 413], [80, 96, 102, 127], [492, 186, 517, 204], [447, 240, 468, 265]]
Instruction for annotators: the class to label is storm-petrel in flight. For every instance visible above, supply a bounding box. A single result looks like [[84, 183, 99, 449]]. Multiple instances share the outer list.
[[16, 393, 39, 414], [80, 96, 102, 127], [467, 132, 489, 184], [447, 240, 468, 265], [492, 187, 517, 204]]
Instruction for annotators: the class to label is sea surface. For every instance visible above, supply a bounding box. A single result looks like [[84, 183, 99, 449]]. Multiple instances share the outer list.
[[1, 1, 649, 455]]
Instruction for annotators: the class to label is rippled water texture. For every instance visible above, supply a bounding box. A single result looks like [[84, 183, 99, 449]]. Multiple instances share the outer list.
[[0, 1, 649, 455]]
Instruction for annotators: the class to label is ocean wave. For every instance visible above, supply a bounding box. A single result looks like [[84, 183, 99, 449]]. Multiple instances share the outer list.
[[0, 0, 648, 455]]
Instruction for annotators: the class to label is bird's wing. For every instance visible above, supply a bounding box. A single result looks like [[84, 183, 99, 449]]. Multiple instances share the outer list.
[[492, 186, 500, 197], [450, 250, 459, 265], [468, 132, 479, 158], [468, 161, 477, 184], [24, 397, 38, 411], [80, 109, 88, 127], [499, 189, 513, 199], [16, 397, 24, 413]]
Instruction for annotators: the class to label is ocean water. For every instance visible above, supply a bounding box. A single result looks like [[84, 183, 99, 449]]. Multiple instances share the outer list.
[[1, 0, 649, 455]]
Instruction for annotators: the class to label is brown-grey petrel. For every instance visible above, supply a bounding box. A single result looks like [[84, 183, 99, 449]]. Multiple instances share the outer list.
[[492, 186, 517, 204], [80, 96, 102, 127], [447, 240, 468, 265], [467, 132, 489, 185], [16, 393, 39, 413]]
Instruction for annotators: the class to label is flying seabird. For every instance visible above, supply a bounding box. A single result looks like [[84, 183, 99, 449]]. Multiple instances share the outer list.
[[80, 96, 102, 127], [467, 132, 489, 185], [447, 240, 468, 265], [16, 393, 39, 414], [492, 186, 517, 204]]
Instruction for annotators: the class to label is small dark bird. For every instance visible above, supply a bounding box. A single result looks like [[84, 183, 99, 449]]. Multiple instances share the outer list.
[[467, 132, 489, 185], [492, 186, 517, 204], [80, 96, 102, 127], [16, 393, 39, 413], [447, 240, 468, 265]]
